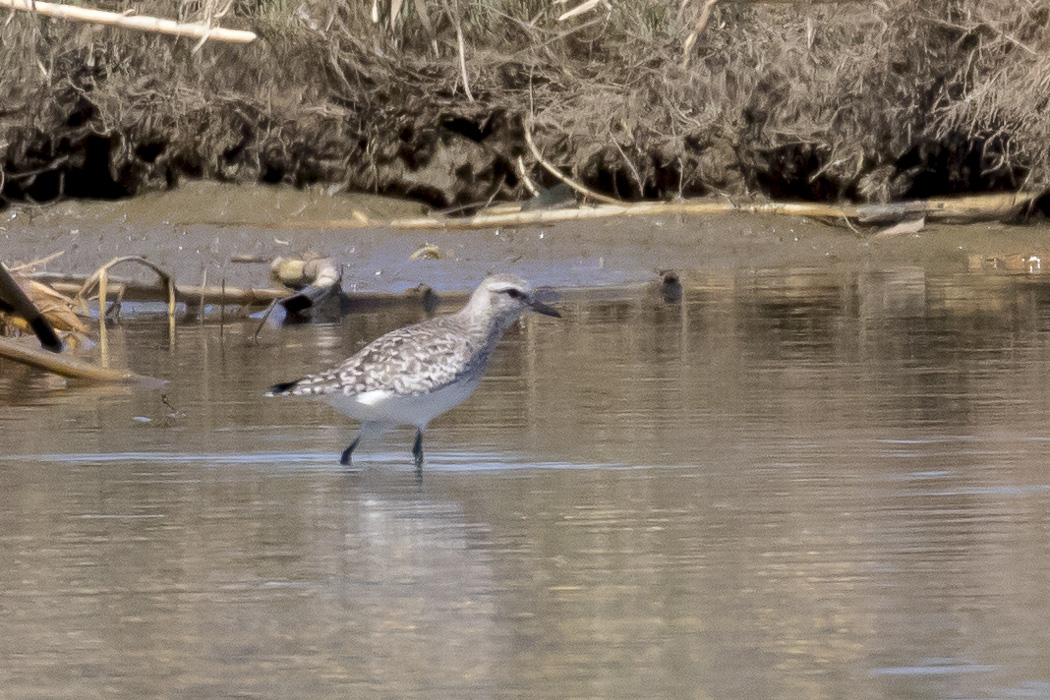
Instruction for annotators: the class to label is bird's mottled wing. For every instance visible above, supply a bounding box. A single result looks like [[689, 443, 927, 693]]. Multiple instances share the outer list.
[[287, 317, 477, 397]]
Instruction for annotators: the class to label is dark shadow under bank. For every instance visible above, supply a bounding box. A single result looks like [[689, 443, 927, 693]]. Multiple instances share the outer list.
[[2, 1, 1048, 213]]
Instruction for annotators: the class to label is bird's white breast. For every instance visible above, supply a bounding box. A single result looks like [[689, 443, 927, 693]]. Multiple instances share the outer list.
[[320, 375, 483, 428]]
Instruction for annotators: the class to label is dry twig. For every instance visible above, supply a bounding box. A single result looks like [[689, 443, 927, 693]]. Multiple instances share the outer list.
[[0, 0, 256, 43], [682, 0, 719, 69], [442, 0, 474, 103], [524, 122, 620, 204]]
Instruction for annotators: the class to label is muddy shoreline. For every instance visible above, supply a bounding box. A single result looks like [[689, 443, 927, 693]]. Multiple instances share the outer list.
[[3, 183, 1048, 297]]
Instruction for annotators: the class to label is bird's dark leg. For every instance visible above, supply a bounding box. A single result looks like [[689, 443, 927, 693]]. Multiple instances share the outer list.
[[412, 429, 424, 472], [340, 434, 361, 466]]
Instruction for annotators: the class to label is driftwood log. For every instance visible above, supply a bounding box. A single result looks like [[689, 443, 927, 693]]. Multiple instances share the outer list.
[[265, 191, 1039, 231]]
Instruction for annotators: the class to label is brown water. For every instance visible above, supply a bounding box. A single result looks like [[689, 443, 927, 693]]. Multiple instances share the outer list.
[[3, 267, 1050, 699]]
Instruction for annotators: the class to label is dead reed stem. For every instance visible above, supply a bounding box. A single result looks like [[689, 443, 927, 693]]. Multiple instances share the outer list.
[[681, 0, 719, 69], [0, 0, 256, 43], [524, 122, 620, 205]]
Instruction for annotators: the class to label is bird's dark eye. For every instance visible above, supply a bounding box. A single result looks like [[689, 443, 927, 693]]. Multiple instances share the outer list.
[[504, 288, 524, 300]]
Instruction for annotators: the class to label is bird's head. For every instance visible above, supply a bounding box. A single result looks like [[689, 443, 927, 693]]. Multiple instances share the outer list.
[[467, 274, 561, 331]]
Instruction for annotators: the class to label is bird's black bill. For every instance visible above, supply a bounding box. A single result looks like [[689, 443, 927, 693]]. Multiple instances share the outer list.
[[529, 300, 561, 318]]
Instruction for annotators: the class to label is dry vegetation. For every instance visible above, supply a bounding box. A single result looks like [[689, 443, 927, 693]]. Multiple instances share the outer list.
[[1, 0, 1049, 209]]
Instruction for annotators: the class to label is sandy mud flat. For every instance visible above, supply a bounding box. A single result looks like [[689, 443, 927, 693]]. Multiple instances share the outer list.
[[2, 183, 1048, 296]]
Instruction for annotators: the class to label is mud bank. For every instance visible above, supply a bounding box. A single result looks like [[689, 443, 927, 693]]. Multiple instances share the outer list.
[[3, 183, 1049, 296], [2, 1, 1049, 212]]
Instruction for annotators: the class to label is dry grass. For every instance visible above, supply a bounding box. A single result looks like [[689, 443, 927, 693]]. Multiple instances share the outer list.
[[2, 0, 1050, 206]]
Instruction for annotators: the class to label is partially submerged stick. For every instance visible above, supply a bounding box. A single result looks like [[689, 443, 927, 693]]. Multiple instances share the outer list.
[[31, 272, 435, 311], [0, 0, 257, 43], [35, 275, 286, 307], [76, 257, 179, 326], [0, 336, 159, 384]]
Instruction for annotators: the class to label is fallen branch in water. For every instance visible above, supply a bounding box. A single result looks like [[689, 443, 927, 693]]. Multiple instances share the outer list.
[[75, 257, 179, 338], [29, 273, 287, 307], [0, 0, 257, 43], [30, 271, 440, 311], [0, 336, 160, 384]]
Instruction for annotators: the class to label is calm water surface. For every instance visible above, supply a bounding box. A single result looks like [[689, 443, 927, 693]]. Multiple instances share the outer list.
[[2, 267, 1050, 699]]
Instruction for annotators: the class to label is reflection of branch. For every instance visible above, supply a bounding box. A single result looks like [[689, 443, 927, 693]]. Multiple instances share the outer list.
[[523, 122, 620, 204]]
